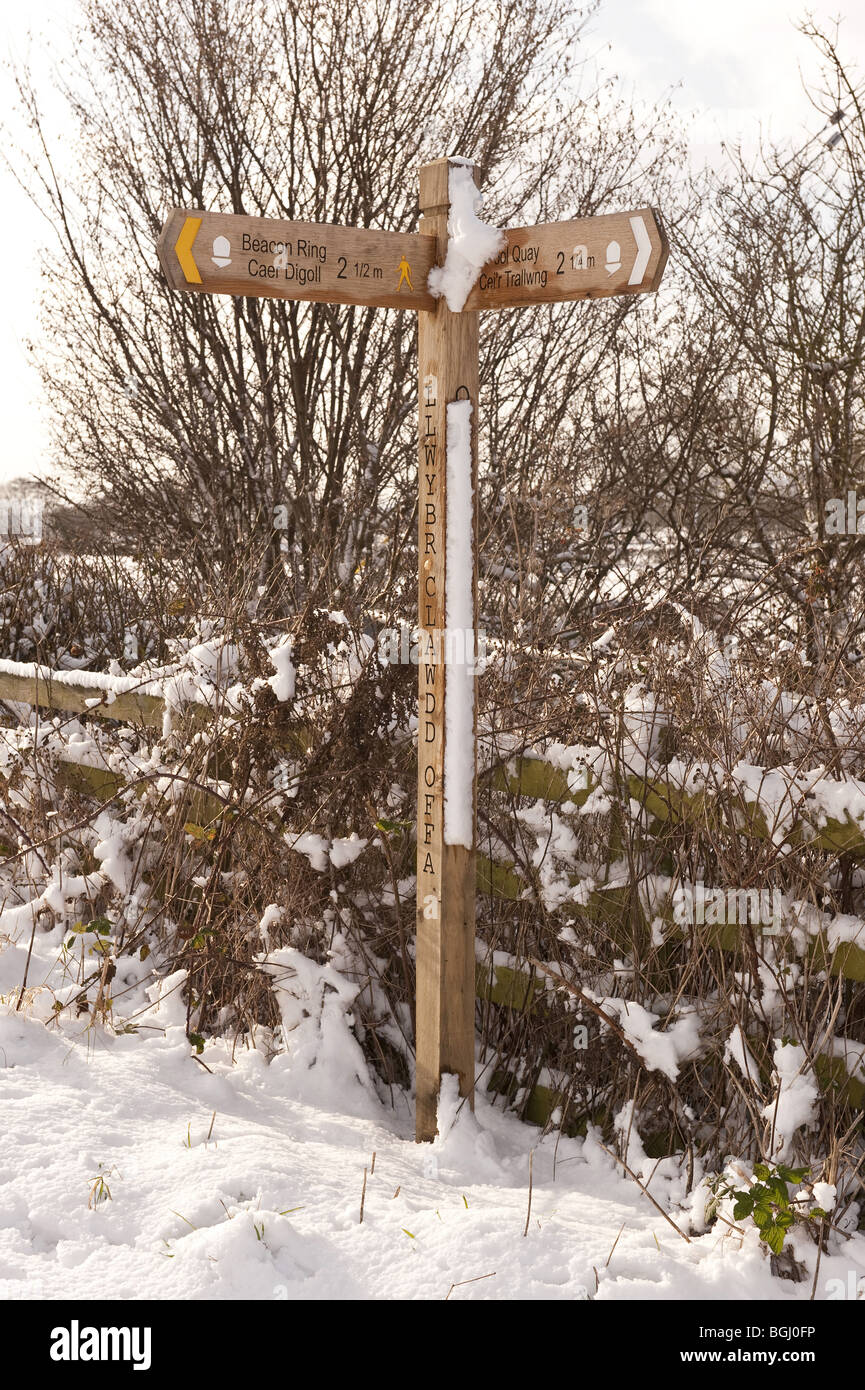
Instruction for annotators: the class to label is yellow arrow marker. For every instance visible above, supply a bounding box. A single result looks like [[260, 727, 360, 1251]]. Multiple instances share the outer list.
[[174, 217, 202, 284]]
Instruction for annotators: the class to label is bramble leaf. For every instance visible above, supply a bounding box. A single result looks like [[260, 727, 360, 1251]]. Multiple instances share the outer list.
[[752, 1204, 772, 1230]]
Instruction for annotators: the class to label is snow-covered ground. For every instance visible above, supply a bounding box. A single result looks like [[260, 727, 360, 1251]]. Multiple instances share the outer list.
[[3, 929, 864, 1301]]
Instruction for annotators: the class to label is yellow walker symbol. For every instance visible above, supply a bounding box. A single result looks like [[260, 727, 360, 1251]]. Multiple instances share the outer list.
[[396, 256, 413, 292]]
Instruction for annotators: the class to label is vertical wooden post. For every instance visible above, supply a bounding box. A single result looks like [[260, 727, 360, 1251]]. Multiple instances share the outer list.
[[415, 157, 479, 1141]]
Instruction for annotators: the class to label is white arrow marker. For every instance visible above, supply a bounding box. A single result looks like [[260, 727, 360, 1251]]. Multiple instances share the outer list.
[[628, 215, 651, 285]]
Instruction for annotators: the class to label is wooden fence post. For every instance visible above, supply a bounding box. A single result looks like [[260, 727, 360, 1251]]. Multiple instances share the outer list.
[[415, 157, 480, 1141]]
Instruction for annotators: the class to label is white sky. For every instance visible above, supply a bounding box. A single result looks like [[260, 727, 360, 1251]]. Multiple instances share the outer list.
[[0, 0, 863, 484]]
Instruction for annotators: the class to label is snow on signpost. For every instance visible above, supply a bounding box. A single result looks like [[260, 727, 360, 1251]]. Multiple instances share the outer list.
[[158, 160, 668, 1142]]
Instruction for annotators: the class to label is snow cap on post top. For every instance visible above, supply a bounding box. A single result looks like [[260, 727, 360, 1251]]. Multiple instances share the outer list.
[[424, 157, 506, 313]]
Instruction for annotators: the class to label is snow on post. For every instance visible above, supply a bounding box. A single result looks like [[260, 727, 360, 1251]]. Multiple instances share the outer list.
[[427, 160, 505, 313], [444, 397, 475, 850]]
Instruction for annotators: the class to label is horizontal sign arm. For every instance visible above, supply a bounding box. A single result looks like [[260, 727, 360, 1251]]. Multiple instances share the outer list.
[[462, 206, 668, 311], [157, 208, 438, 311]]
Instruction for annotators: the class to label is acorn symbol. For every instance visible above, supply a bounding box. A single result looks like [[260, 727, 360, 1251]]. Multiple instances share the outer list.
[[605, 240, 622, 275], [211, 235, 231, 268]]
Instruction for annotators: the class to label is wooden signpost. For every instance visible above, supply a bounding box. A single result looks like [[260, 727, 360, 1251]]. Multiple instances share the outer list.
[[158, 160, 667, 1142]]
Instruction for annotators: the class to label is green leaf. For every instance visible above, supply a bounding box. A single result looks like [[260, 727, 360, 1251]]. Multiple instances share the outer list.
[[775, 1211, 794, 1229], [184, 822, 217, 841], [752, 1204, 773, 1230], [776, 1164, 809, 1184], [763, 1224, 786, 1256], [69, 917, 112, 937], [188, 1032, 205, 1054], [766, 1176, 790, 1205], [733, 1196, 754, 1220], [752, 1162, 771, 1182], [810, 1207, 828, 1220], [374, 817, 410, 835]]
